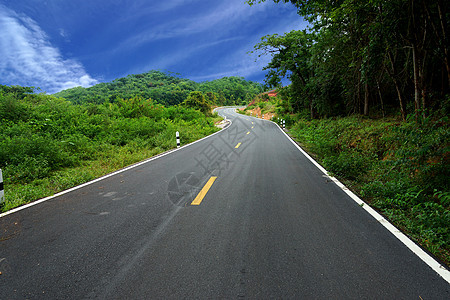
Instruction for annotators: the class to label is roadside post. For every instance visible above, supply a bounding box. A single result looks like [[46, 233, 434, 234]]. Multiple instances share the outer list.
[[282, 119, 285, 129], [0, 169, 4, 204], [176, 131, 180, 148]]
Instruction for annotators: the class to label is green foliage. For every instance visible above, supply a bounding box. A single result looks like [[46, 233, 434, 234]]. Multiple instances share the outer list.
[[198, 76, 263, 105], [435, 190, 450, 207], [290, 115, 450, 264], [183, 91, 212, 116], [54, 70, 263, 107], [250, 0, 449, 119], [0, 93, 29, 122], [0, 84, 219, 212], [323, 151, 371, 180]]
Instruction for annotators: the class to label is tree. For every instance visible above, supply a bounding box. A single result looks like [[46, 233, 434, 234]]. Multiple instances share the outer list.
[[183, 91, 212, 116], [249, 0, 449, 120], [253, 30, 317, 117]]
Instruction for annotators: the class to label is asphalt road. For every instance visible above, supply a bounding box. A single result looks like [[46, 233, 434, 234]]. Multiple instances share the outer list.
[[1, 108, 449, 299]]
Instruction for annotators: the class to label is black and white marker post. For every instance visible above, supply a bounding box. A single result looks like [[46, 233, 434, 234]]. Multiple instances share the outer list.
[[176, 131, 180, 148], [0, 169, 4, 204]]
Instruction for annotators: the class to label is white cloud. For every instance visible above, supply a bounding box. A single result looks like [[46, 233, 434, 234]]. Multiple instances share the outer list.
[[116, 0, 272, 52], [133, 36, 244, 74], [190, 47, 271, 82], [138, 0, 202, 14], [0, 5, 98, 93], [190, 17, 307, 83], [118, 0, 303, 82]]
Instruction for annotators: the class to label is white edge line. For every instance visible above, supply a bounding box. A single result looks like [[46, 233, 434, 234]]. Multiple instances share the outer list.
[[0, 113, 232, 218], [275, 122, 450, 284]]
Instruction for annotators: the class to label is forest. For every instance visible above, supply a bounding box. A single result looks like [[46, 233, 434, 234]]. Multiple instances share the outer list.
[[54, 70, 262, 107], [245, 0, 449, 264], [1, 0, 448, 265], [249, 0, 449, 120], [0, 73, 262, 212]]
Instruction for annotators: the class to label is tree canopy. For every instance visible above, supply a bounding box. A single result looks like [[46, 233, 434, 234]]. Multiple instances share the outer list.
[[249, 0, 449, 120], [54, 70, 263, 107]]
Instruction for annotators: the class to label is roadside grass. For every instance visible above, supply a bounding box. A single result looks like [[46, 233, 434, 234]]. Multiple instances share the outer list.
[[1, 145, 162, 212], [288, 115, 450, 266], [211, 112, 223, 124], [1, 125, 218, 213], [238, 97, 279, 121], [0, 91, 220, 213]]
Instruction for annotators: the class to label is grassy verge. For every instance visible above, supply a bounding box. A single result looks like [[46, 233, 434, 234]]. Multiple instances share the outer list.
[[2, 145, 161, 212], [288, 115, 449, 266], [1, 126, 219, 213], [0, 89, 220, 212]]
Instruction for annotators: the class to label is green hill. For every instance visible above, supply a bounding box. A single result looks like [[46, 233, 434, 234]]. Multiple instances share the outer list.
[[1, 70, 263, 213], [54, 70, 263, 106]]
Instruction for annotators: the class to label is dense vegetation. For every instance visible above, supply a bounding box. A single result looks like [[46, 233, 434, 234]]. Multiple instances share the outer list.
[[54, 70, 263, 107], [0, 71, 262, 212], [291, 116, 449, 264], [240, 93, 449, 264], [245, 0, 449, 265], [0, 77, 239, 212], [249, 0, 449, 120]]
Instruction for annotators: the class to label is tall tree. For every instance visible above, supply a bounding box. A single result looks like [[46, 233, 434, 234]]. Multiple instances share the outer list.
[[253, 30, 317, 118], [249, 0, 449, 119]]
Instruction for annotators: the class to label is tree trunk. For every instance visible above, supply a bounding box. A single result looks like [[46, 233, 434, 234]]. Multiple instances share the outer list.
[[356, 71, 361, 114], [420, 51, 427, 118], [394, 79, 406, 121], [432, 1, 450, 86], [412, 46, 421, 118], [364, 82, 369, 116], [421, 85, 427, 118], [438, 2, 449, 87], [309, 96, 315, 119], [387, 51, 406, 121], [376, 79, 385, 118]]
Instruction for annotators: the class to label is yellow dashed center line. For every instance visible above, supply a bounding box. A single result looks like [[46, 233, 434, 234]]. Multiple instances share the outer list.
[[191, 176, 217, 206], [247, 131, 250, 135], [235, 142, 241, 149]]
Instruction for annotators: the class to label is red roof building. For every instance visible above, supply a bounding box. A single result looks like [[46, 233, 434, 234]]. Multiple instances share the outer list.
[[264, 89, 278, 97]]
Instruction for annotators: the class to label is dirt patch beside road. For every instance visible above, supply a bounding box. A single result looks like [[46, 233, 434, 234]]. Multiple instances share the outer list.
[[239, 106, 275, 120]]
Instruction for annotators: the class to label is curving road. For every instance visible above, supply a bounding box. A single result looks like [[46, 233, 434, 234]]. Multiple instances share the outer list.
[[1, 108, 449, 299]]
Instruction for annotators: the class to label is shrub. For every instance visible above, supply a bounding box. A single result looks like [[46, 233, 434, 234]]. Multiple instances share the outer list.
[[290, 115, 450, 264], [322, 151, 370, 180], [0, 93, 29, 122], [1, 88, 220, 213]]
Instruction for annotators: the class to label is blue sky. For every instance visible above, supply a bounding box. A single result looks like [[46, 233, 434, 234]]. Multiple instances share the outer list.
[[0, 0, 306, 94]]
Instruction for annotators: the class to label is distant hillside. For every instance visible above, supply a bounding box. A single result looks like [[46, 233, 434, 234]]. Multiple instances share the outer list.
[[54, 70, 263, 106]]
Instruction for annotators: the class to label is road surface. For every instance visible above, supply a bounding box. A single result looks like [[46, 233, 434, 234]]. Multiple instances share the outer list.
[[1, 108, 449, 299]]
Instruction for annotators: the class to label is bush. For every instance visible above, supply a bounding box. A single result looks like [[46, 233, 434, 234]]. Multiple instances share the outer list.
[[1, 87, 219, 213], [322, 151, 370, 180], [290, 115, 450, 264], [0, 93, 29, 122]]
